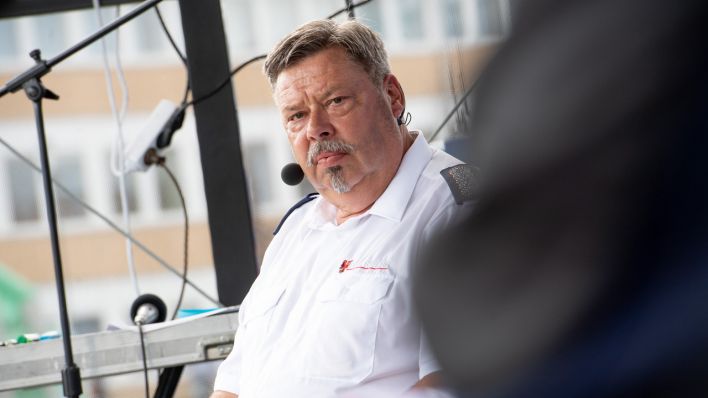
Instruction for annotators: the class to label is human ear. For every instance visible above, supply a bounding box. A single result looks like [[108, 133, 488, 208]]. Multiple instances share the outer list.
[[384, 74, 405, 122]]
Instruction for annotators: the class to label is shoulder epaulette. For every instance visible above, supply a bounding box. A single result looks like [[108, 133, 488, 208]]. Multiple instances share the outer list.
[[273, 193, 320, 235], [440, 164, 480, 205]]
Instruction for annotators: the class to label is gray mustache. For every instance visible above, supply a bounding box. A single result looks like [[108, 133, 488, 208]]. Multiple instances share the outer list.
[[307, 140, 355, 167]]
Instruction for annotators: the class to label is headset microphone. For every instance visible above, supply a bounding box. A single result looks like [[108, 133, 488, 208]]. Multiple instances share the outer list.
[[281, 163, 305, 185], [397, 108, 410, 126]]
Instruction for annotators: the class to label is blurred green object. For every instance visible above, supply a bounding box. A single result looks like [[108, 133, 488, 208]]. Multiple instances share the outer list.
[[0, 263, 47, 397], [0, 263, 31, 340]]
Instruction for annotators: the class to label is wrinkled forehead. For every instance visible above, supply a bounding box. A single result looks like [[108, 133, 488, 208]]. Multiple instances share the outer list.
[[273, 48, 372, 105], [273, 47, 376, 89], [272, 66, 329, 110]]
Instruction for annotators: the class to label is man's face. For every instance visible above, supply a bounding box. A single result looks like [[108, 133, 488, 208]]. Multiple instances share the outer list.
[[274, 47, 405, 199]]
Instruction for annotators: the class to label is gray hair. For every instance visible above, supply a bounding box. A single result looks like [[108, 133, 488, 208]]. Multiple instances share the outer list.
[[264, 19, 391, 89]]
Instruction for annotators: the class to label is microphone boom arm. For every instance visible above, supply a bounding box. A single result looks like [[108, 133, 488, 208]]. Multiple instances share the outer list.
[[0, 0, 163, 98], [0, 1, 165, 397]]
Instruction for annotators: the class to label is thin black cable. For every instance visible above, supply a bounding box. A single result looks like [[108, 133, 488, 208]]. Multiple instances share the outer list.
[[154, 6, 187, 65], [158, 160, 189, 321], [153, 5, 191, 105], [188, 0, 375, 108], [429, 81, 477, 142], [0, 136, 222, 307], [186, 54, 266, 107], [149, 8, 191, 319], [138, 324, 150, 398], [181, 77, 191, 105], [143, 149, 189, 320]]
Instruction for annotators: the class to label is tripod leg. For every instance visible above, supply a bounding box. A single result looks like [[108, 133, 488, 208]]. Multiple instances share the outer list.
[[26, 77, 82, 398], [154, 366, 184, 398]]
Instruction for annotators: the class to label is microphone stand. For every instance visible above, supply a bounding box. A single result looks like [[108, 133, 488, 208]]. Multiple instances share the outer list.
[[0, 1, 163, 396]]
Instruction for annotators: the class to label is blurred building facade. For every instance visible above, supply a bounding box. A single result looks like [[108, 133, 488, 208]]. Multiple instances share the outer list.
[[0, 0, 507, 396]]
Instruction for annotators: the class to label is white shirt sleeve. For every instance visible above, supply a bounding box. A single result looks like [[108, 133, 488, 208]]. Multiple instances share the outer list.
[[213, 320, 245, 393], [419, 329, 442, 379]]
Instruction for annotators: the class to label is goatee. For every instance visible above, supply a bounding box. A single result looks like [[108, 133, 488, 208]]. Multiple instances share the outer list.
[[327, 166, 351, 193]]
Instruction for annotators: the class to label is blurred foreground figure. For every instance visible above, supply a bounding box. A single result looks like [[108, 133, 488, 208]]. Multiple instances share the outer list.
[[414, 0, 708, 397]]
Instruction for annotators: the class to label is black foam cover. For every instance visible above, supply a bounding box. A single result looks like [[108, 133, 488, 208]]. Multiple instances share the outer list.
[[130, 293, 167, 325], [281, 163, 304, 185]]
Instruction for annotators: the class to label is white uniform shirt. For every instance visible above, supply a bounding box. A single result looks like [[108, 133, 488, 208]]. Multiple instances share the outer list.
[[214, 133, 471, 397]]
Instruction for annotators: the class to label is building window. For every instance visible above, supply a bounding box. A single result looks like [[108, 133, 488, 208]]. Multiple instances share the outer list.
[[8, 158, 40, 223], [477, 0, 504, 37], [54, 156, 86, 219], [442, 0, 464, 38], [399, 0, 425, 40], [111, 173, 138, 214], [243, 142, 273, 207], [72, 316, 100, 334], [357, 0, 385, 37], [0, 19, 19, 59], [32, 13, 67, 58], [222, 0, 256, 53], [133, 10, 164, 53], [268, 0, 297, 44], [80, 7, 119, 55]]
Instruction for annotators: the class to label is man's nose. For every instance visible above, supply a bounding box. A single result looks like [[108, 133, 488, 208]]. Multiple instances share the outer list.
[[306, 108, 333, 141]]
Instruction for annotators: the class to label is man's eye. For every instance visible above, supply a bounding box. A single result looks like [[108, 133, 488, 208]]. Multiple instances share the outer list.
[[331, 97, 344, 104], [289, 112, 304, 121]]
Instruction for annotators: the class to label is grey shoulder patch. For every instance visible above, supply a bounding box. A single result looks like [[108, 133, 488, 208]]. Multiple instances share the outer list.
[[440, 164, 480, 204]]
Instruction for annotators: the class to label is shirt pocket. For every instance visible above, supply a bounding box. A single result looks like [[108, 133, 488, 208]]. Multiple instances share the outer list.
[[240, 284, 286, 363], [304, 270, 395, 384]]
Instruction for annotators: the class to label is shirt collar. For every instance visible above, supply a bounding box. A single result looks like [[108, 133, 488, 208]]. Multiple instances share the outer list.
[[309, 132, 431, 229], [368, 131, 431, 222]]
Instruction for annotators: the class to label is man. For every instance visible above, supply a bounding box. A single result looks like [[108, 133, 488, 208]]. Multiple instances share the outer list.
[[212, 19, 472, 398]]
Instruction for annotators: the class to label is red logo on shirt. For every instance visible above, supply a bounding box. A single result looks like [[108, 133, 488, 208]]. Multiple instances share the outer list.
[[338, 260, 352, 273], [338, 259, 388, 273]]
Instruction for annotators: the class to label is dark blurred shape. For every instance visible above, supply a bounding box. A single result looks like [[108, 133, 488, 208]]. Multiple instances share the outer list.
[[281, 162, 305, 186], [414, 0, 708, 397]]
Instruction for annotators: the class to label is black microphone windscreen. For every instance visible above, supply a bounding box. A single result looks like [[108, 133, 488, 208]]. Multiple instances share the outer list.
[[130, 293, 167, 325], [281, 163, 304, 185]]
